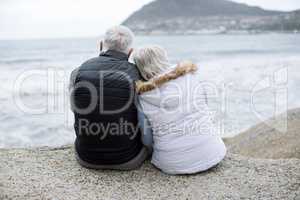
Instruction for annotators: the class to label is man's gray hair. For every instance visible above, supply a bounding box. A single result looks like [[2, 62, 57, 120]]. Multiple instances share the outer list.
[[103, 25, 134, 54], [133, 45, 170, 80]]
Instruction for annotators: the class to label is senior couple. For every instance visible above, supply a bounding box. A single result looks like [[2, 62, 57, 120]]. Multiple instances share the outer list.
[[70, 26, 226, 175]]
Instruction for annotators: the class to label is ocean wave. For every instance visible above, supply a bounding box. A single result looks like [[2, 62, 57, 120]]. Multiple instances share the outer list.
[[203, 49, 288, 56], [0, 58, 48, 65]]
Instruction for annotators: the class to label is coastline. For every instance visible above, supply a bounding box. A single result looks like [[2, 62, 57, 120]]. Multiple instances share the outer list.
[[132, 30, 300, 36]]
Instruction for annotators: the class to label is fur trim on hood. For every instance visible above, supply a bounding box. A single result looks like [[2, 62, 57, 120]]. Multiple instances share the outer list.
[[136, 61, 197, 94]]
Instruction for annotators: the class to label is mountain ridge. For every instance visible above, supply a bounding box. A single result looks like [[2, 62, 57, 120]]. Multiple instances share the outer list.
[[123, 0, 300, 34], [124, 0, 283, 22]]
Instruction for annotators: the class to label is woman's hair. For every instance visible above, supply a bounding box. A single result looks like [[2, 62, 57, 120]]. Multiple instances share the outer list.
[[132, 45, 170, 80]]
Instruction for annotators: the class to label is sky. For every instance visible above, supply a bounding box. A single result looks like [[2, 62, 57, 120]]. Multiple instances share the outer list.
[[1, 0, 300, 40]]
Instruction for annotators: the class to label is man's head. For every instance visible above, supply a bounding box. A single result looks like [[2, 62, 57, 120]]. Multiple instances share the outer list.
[[101, 25, 134, 55]]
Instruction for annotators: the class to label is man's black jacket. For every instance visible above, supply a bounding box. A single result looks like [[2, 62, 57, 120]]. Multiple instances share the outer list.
[[70, 50, 143, 165]]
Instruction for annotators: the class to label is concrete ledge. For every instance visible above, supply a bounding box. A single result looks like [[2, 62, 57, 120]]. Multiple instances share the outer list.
[[1, 146, 299, 200]]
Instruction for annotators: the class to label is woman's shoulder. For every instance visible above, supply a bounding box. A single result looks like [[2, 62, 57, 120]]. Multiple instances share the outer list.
[[136, 61, 198, 95]]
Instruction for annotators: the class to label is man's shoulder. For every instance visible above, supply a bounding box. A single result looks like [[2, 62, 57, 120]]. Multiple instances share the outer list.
[[127, 62, 137, 68], [126, 62, 142, 79], [80, 56, 133, 67], [81, 56, 102, 66], [76, 56, 141, 79]]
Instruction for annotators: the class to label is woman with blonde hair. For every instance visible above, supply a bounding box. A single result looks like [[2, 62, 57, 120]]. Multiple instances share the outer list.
[[133, 46, 226, 175]]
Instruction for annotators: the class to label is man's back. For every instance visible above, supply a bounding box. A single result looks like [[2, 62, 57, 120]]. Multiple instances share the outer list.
[[71, 50, 143, 165]]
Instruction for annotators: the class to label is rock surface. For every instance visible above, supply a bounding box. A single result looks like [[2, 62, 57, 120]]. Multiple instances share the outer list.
[[1, 146, 300, 200], [226, 108, 300, 159]]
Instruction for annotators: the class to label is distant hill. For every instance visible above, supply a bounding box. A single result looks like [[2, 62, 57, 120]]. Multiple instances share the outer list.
[[226, 108, 300, 159], [123, 0, 300, 34], [125, 0, 282, 21]]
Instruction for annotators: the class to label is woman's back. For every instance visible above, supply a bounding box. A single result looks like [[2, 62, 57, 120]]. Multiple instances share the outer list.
[[138, 62, 226, 174]]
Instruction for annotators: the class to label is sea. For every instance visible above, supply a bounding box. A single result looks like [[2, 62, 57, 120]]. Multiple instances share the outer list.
[[0, 33, 300, 148]]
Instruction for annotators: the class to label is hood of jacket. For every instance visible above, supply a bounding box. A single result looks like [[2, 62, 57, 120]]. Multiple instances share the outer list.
[[136, 61, 198, 95]]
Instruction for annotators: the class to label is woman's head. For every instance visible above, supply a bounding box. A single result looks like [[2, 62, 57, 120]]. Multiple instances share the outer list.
[[133, 45, 170, 80]]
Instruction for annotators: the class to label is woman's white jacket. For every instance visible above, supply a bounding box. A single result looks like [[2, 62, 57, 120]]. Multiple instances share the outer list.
[[137, 61, 226, 175]]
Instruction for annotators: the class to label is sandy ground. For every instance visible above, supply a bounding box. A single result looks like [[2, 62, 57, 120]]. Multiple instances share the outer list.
[[0, 146, 299, 200], [226, 108, 300, 159]]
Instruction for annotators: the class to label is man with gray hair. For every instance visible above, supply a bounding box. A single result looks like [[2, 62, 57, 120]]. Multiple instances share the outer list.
[[70, 26, 150, 170]]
